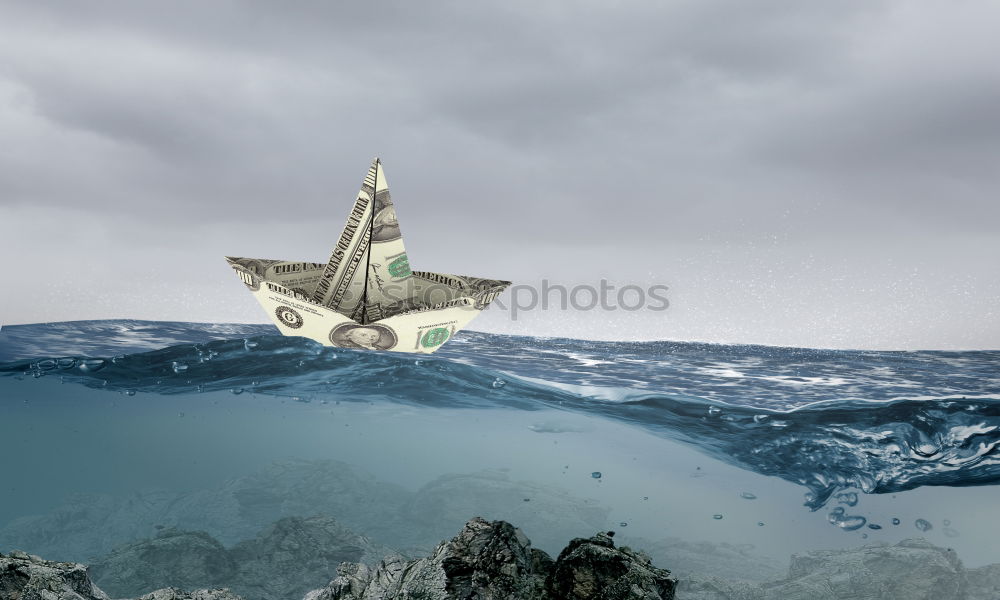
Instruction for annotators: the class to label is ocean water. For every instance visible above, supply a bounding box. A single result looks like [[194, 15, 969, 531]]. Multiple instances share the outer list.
[[1, 320, 999, 585]]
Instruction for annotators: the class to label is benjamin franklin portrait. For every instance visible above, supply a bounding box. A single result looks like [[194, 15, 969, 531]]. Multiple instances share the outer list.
[[328, 322, 398, 351]]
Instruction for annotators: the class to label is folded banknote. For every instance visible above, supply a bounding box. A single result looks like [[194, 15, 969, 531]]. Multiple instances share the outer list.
[[226, 158, 510, 353]]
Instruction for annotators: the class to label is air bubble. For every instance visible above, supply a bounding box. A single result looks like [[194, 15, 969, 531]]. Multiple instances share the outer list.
[[707, 406, 722, 416], [230, 388, 244, 395], [79, 359, 107, 373], [915, 519, 933, 532], [619, 522, 628, 527], [892, 518, 901, 525], [943, 519, 951, 526], [827, 506, 866, 531], [244, 339, 259, 350], [491, 377, 507, 389], [915, 443, 940, 457], [712, 514, 723, 520], [740, 492, 757, 500], [123, 390, 136, 397], [591, 472, 602, 479], [868, 524, 882, 530], [57, 358, 76, 369], [172, 362, 189, 373], [757, 522, 765, 527], [753, 414, 769, 423], [837, 516, 867, 531], [836, 492, 859, 507], [36, 359, 57, 371]]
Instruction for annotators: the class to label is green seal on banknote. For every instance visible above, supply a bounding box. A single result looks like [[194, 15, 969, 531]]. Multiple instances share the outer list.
[[388, 254, 412, 279], [420, 327, 451, 348]]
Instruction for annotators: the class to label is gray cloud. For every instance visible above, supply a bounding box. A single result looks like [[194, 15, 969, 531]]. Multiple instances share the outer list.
[[1, 1, 998, 348]]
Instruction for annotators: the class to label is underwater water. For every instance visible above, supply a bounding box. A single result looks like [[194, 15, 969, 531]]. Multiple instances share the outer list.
[[1, 320, 999, 593]]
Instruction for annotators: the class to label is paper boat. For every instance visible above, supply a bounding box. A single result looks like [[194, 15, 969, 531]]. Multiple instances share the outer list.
[[225, 158, 511, 353]]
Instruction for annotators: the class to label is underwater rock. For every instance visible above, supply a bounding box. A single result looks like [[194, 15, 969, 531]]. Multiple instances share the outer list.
[[676, 538, 984, 599], [0, 549, 242, 600], [0, 549, 110, 600], [764, 538, 966, 600], [91, 528, 236, 597], [90, 516, 390, 600], [967, 563, 1000, 600], [548, 531, 677, 599], [228, 516, 392, 600], [304, 518, 547, 600], [304, 517, 676, 600]]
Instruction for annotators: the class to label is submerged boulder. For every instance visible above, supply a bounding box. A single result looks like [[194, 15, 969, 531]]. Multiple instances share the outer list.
[[228, 516, 391, 600], [0, 550, 240, 600], [91, 528, 236, 597], [305, 517, 676, 600], [0, 550, 109, 600], [549, 532, 677, 599], [764, 538, 967, 600], [676, 537, 973, 600], [967, 563, 1000, 600], [90, 516, 389, 600]]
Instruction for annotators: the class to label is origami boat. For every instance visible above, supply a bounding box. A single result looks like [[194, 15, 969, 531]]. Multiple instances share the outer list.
[[225, 158, 510, 353]]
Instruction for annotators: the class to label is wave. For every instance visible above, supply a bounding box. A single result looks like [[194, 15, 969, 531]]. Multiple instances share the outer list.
[[5, 320, 999, 410], [3, 325, 999, 511]]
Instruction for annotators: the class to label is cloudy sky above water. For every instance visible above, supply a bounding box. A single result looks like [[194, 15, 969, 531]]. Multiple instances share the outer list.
[[1, 1, 998, 349]]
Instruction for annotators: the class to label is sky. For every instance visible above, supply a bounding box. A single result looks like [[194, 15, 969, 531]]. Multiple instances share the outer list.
[[1, 1, 998, 349]]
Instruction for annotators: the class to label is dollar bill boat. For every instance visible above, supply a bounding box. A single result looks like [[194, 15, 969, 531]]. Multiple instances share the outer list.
[[225, 158, 510, 353]]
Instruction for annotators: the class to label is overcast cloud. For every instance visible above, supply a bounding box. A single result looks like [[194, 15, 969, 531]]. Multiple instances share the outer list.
[[1, 0, 998, 349]]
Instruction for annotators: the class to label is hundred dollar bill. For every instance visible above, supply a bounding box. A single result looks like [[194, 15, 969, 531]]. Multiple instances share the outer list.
[[225, 158, 511, 353]]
